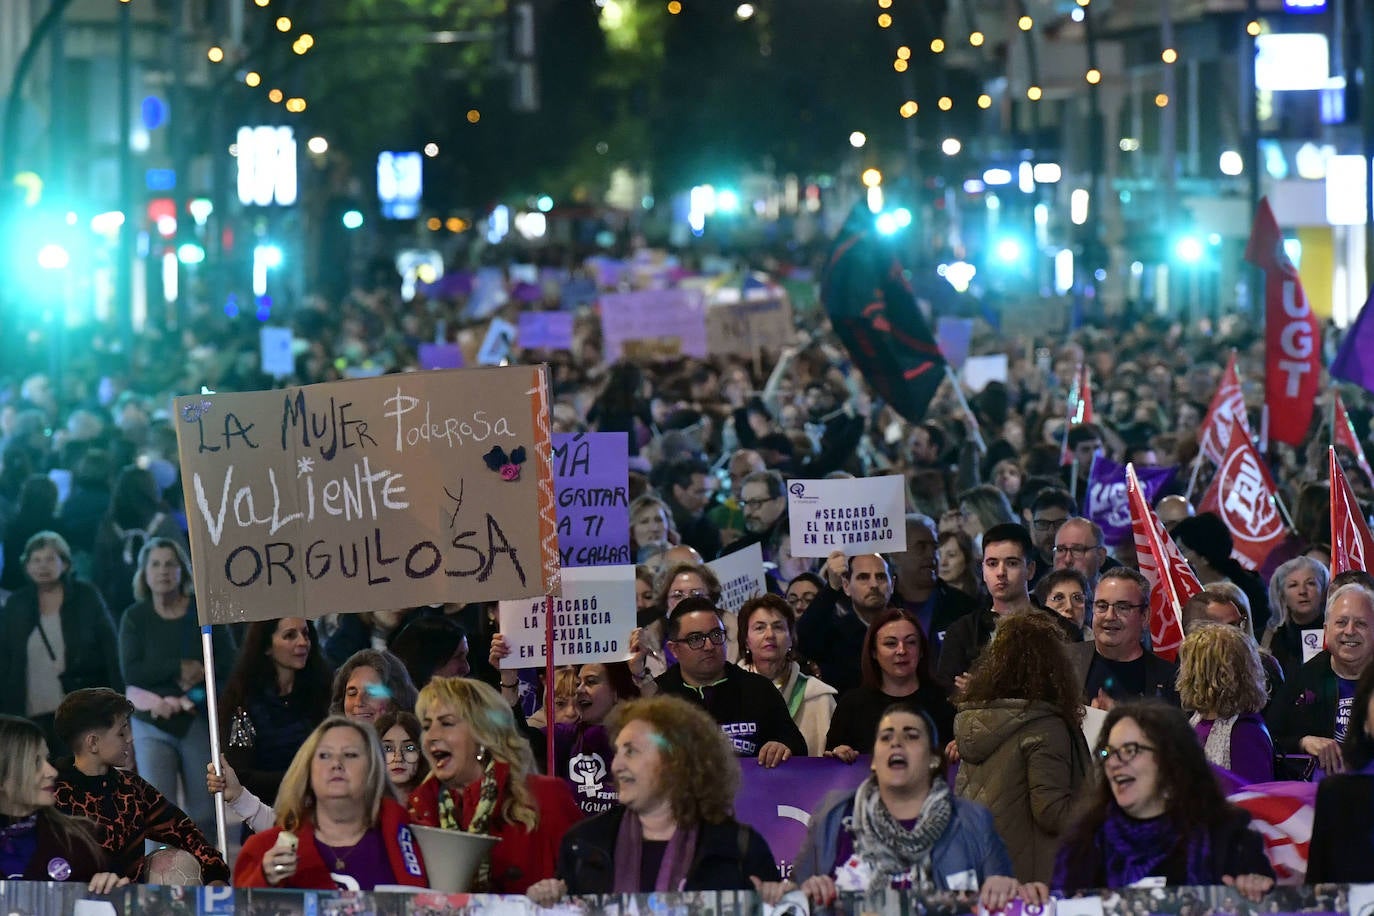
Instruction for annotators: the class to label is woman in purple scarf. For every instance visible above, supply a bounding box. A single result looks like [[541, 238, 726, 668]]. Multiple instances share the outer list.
[[1049, 704, 1273, 899], [526, 696, 790, 903]]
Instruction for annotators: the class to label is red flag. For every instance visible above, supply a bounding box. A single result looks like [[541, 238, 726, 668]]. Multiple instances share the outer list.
[[1329, 446, 1374, 575], [1245, 198, 1321, 446], [1199, 415, 1288, 571], [1197, 352, 1252, 466], [1127, 463, 1199, 661], [1332, 391, 1374, 487]]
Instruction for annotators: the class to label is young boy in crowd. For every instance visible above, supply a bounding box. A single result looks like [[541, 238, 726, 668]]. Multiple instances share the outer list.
[[51, 688, 230, 884]]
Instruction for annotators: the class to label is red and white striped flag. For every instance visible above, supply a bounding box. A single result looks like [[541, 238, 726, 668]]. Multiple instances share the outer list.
[[1197, 352, 1251, 467], [1332, 391, 1374, 488], [1227, 780, 1316, 884], [1126, 462, 1199, 661], [1199, 414, 1288, 571], [1329, 446, 1374, 575]]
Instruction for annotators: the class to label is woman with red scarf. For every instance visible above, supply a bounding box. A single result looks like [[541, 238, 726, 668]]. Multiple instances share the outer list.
[[407, 678, 581, 894]]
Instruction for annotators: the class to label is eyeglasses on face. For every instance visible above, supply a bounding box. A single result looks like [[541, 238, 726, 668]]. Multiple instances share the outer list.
[[1031, 518, 1068, 532], [1097, 742, 1156, 765], [1052, 544, 1101, 557], [670, 628, 727, 650], [381, 742, 420, 761], [1093, 600, 1145, 616], [668, 587, 709, 602], [740, 497, 780, 510]]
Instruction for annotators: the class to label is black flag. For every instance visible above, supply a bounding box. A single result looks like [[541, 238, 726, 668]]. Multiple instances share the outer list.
[[821, 204, 947, 424]]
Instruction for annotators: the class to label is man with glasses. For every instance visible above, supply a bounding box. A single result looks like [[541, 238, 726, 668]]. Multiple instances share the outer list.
[[717, 470, 790, 577], [1066, 567, 1179, 707], [1052, 517, 1115, 590], [1027, 489, 1076, 584], [654, 596, 807, 766], [706, 449, 765, 549]]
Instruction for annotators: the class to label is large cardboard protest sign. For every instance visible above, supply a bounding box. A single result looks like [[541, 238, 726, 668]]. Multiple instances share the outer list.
[[787, 476, 906, 558], [705, 297, 795, 357], [599, 288, 709, 362], [497, 565, 636, 667], [553, 432, 630, 568], [173, 366, 559, 625]]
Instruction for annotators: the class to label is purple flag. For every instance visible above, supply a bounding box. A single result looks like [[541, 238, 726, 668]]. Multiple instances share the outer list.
[[1086, 455, 1176, 547], [1332, 287, 1374, 393], [734, 755, 869, 876]]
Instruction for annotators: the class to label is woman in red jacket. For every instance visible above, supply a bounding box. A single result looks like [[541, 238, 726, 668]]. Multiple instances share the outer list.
[[233, 716, 428, 891], [408, 677, 582, 894]]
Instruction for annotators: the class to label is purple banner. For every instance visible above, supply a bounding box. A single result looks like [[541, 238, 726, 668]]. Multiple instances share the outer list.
[[735, 755, 869, 876], [599, 288, 710, 362], [560, 277, 598, 310], [553, 432, 631, 567], [417, 342, 464, 369], [936, 316, 974, 370], [518, 311, 575, 351], [1086, 456, 1176, 546]]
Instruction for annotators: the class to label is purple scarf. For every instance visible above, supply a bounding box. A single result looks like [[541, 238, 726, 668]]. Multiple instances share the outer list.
[[612, 812, 699, 893], [1101, 806, 1212, 887]]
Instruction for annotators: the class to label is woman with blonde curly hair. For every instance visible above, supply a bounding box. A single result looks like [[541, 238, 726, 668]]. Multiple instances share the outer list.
[[1176, 623, 1273, 783], [953, 612, 1092, 883], [232, 716, 428, 889], [526, 695, 786, 902], [407, 677, 581, 893]]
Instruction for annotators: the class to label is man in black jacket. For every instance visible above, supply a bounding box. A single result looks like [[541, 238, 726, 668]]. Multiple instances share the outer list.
[[1064, 566, 1179, 707], [654, 597, 807, 765]]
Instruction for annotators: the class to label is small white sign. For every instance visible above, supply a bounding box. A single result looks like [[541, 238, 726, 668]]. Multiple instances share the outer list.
[[787, 476, 906, 558], [259, 326, 295, 377], [707, 542, 768, 614], [1301, 627, 1325, 664], [961, 353, 1009, 393], [497, 565, 636, 668]]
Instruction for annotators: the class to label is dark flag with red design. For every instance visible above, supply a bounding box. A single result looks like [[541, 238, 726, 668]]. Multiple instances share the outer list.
[[1199, 415, 1288, 571], [822, 204, 947, 423], [1329, 446, 1374, 575]]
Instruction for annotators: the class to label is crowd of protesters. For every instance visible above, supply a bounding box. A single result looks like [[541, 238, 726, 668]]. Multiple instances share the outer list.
[[1, 249, 1374, 900]]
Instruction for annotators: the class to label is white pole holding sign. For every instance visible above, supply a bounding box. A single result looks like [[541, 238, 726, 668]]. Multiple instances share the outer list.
[[786, 476, 907, 558]]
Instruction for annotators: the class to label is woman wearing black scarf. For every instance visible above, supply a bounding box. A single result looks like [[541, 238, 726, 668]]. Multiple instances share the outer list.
[[1049, 703, 1273, 899]]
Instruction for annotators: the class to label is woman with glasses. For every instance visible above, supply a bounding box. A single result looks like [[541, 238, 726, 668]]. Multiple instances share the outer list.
[[375, 710, 429, 797], [1034, 568, 1092, 638], [784, 571, 825, 614], [954, 613, 1092, 883], [795, 702, 1020, 909], [825, 608, 956, 762], [1175, 624, 1273, 783], [737, 594, 836, 756], [1046, 703, 1273, 899]]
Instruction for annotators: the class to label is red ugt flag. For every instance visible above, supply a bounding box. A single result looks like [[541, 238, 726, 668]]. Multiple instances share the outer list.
[[1197, 352, 1251, 467], [1329, 446, 1374, 575], [1332, 391, 1374, 488], [1199, 415, 1288, 571], [1244, 198, 1321, 446], [1127, 463, 1199, 661]]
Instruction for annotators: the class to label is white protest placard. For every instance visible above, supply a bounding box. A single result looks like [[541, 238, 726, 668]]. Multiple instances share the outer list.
[[961, 353, 1009, 393], [707, 542, 768, 615], [497, 565, 636, 668], [786, 476, 906, 558], [259, 326, 295, 377]]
